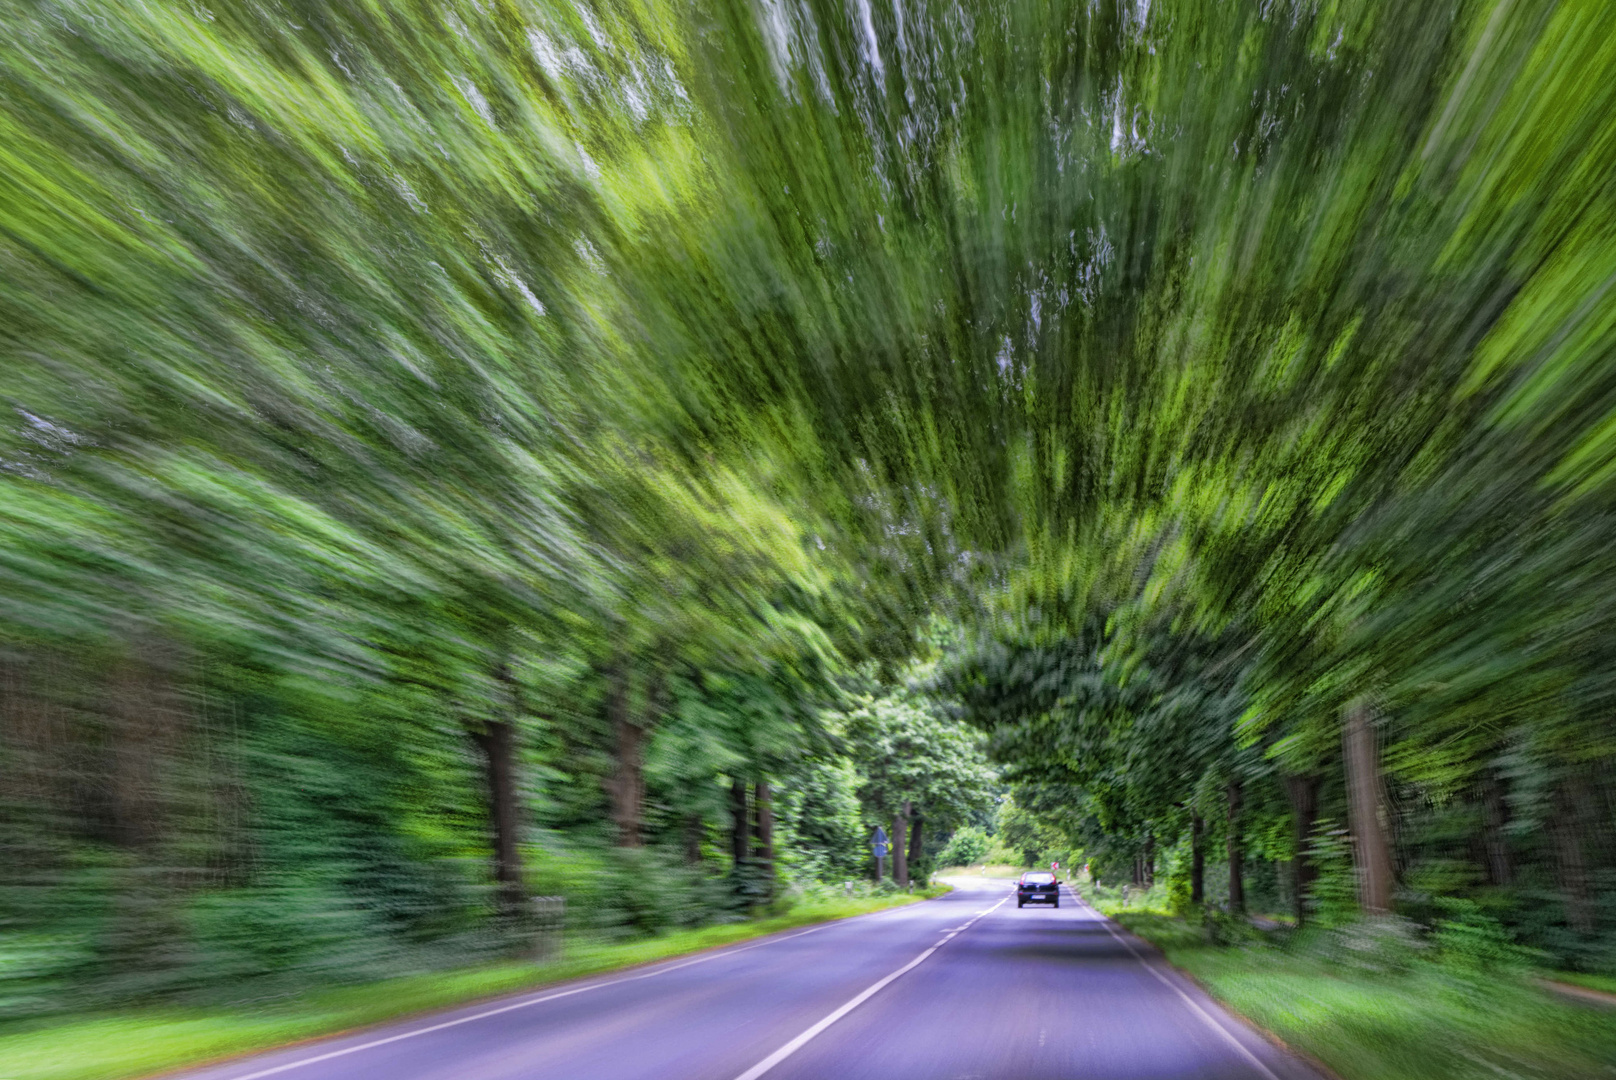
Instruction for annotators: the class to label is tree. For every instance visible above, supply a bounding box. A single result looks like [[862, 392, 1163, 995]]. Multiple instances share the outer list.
[[840, 680, 998, 885]]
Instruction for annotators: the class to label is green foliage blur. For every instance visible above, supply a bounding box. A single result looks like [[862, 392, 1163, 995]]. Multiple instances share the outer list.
[[4, 0, 1616, 1035]]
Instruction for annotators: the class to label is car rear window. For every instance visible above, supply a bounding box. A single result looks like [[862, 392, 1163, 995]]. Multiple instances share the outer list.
[[1022, 872, 1055, 884]]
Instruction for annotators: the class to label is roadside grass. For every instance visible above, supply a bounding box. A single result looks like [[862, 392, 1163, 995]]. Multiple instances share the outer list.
[[1086, 898, 1616, 1080], [0, 887, 948, 1080]]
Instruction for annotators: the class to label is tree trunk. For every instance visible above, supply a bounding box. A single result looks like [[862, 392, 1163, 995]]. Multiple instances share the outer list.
[[473, 713, 524, 917], [605, 665, 645, 847], [108, 642, 185, 851], [1132, 853, 1144, 888], [683, 812, 703, 865], [752, 781, 774, 899], [1227, 780, 1245, 915], [893, 801, 910, 887], [1143, 832, 1155, 887], [908, 815, 923, 877], [730, 778, 749, 870], [1284, 774, 1320, 926], [1480, 771, 1512, 887], [1553, 773, 1594, 934], [1342, 701, 1395, 914], [1190, 814, 1205, 906]]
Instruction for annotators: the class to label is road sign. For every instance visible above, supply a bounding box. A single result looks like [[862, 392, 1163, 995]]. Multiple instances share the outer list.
[[872, 826, 889, 857]]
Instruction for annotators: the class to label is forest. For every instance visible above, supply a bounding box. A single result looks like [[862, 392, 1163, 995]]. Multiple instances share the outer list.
[[3, 0, 1615, 1037]]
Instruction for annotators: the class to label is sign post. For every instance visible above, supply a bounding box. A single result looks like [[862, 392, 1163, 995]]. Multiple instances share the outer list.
[[872, 826, 889, 882]]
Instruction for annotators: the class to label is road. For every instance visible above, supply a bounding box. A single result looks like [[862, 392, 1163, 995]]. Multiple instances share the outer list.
[[179, 877, 1326, 1080]]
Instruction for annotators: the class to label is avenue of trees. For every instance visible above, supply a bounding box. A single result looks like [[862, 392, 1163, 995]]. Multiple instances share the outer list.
[[4, 0, 1616, 1014]]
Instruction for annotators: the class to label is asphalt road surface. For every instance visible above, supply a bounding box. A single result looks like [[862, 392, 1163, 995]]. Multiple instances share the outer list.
[[178, 878, 1326, 1080]]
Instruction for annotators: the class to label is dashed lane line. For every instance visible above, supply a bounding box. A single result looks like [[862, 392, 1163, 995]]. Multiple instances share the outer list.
[[729, 896, 1010, 1080]]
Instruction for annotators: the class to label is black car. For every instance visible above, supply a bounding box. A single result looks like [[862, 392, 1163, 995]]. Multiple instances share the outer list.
[[1016, 871, 1060, 908]]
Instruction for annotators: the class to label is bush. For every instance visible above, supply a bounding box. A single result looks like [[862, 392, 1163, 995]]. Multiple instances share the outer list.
[[0, 931, 91, 1019], [1431, 899, 1541, 974], [524, 838, 737, 938], [937, 826, 990, 867], [1203, 907, 1261, 947], [1304, 822, 1360, 928], [1295, 915, 1427, 976], [1165, 868, 1194, 916], [185, 880, 392, 985]]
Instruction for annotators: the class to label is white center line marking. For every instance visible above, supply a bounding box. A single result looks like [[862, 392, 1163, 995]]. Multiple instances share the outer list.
[[218, 920, 841, 1080], [730, 896, 1008, 1080]]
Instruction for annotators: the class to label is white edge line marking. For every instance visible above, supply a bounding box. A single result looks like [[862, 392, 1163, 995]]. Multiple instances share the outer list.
[[730, 895, 1009, 1080], [221, 917, 856, 1080], [1081, 898, 1284, 1080]]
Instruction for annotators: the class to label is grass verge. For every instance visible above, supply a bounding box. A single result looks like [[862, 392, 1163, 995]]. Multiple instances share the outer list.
[[0, 887, 948, 1080], [1095, 904, 1616, 1080]]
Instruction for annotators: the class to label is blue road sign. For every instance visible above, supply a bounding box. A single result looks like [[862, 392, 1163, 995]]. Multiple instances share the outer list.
[[872, 826, 889, 858]]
